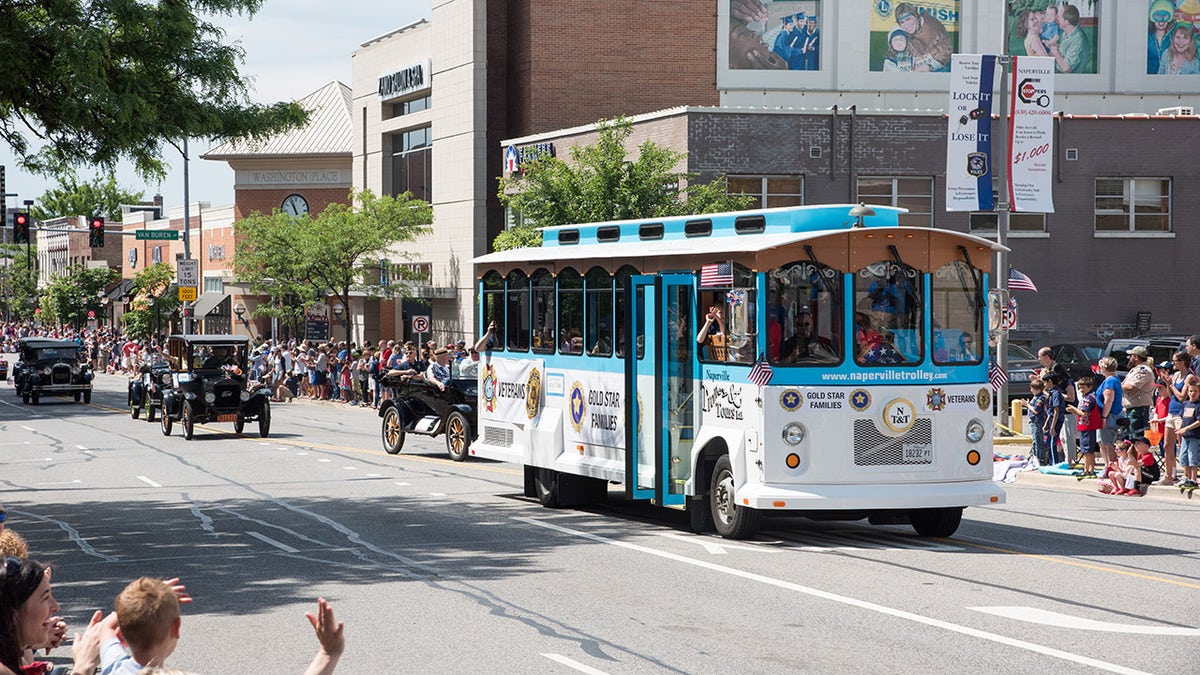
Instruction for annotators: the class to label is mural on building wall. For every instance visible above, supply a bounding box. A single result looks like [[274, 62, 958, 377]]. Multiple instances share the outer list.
[[1006, 1, 1098, 74], [1148, 0, 1200, 74], [727, 1, 822, 71], [869, 1, 960, 72]]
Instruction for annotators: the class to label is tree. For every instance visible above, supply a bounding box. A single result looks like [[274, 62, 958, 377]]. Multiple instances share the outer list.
[[31, 174, 144, 221], [495, 117, 753, 250], [0, 243, 39, 321], [234, 190, 433, 343], [0, 1, 307, 180], [40, 265, 118, 329], [122, 263, 179, 340]]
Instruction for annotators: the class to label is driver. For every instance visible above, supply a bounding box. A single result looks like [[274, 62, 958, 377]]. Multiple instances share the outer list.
[[426, 348, 452, 392]]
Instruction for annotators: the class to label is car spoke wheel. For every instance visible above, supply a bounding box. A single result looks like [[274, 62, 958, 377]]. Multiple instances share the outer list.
[[709, 455, 759, 539], [83, 390, 91, 404], [21, 391, 28, 404], [234, 415, 245, 434], [382, 407, 405, 454], [445, 411, 471, 462], [160, 405, 172, 436], [73, 392, 81, 402], [182, 402, 195, 440], [30, 392, 38, 405], [258, 400, 271, 438], [131, 399, 141, 419], [145, 398, 156, 422]]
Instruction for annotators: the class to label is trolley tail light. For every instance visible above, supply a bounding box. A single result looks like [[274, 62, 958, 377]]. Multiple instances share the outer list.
[[966, 449, 981, 465]]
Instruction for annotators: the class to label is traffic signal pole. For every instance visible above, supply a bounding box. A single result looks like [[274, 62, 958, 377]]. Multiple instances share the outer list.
[[182, 137, 192, 336]]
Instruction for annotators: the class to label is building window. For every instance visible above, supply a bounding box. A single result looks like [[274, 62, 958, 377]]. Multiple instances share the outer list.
[[969, 182, 1046, 233], [727, 176, 803, 208], [857, 177, 933, 227], [203, 277, 224, 293], [1095, 178, 1170, 232], [151, 246, 162, 264], [390, 126, 431, 202]]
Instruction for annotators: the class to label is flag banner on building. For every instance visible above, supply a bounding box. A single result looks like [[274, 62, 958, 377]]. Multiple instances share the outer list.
[[1008, 267, 1038, 292], [700, 262, 734, 287], [1008, 56, 1055, 213], [989, 360, 1009, 392], [749, 357, 773, 386], [945, 54, 997, 212]]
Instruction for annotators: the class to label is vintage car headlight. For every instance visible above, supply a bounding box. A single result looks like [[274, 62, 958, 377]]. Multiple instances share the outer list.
[[782, 422, 806, 446], [966, 419, 986, 444], [204, 392, 216, 403], [240, 391, 251, 402], [43, 367, 52, 375]]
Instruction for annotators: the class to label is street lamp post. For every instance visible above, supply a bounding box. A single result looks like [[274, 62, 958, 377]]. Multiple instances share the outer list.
[[333, 303, 345, 342]]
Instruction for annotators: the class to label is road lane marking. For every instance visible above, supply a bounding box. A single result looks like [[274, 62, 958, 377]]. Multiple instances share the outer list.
[[246, 531, 300, 553], [14, 510, 117, 562], [75, 445, 88, 450], [395, 482, 411, 487], [318, 458, 331, 463], [22, 425, 35, 431], [957, 537, 1200, 590], [542, 653, 610, 675], [971, 607, 1200, 636], [137, 475, 162, 488], [658, 532, 779, 555], [518, 517, 1151, 675]]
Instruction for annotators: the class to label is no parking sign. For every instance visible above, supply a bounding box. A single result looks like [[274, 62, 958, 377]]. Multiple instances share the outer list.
[[412, 315, 430, 333]]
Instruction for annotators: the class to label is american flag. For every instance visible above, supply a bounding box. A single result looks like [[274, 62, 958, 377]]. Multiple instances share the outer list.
[[749, 357, 773, 386], [700, 262, 733, 287], [989, 360, 1009, 391], [1008, 267, 1038, 292]]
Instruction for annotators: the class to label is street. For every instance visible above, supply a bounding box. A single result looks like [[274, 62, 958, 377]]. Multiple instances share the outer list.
[[3, 370, 1198, 674]]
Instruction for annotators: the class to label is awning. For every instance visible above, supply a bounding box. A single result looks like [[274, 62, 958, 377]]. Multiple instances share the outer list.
[[191, 292, 229, 318], [104, 278, 136, 301]]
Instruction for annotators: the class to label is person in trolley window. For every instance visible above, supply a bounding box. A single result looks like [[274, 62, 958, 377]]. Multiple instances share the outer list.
[[696, 305, 727, 361]]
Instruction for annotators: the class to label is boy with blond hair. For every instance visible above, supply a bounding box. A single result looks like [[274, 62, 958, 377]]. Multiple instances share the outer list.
[[100, 577, 184, 674]]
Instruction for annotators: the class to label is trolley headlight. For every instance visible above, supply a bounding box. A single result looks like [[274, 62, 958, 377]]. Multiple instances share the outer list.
[[965, 419, 986, 444], [782, 422, 806, 446], [204, 392, 216, 403]]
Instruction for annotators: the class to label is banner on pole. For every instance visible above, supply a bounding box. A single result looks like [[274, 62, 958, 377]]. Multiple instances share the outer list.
[[945, 54, 998, 212], [1008, 56, 1055, 213]]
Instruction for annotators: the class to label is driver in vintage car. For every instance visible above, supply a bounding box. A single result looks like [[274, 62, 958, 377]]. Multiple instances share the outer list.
[[426, 348, 452, 392]]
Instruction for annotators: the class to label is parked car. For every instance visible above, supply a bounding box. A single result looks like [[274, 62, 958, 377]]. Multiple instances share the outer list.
[[11, 338, 93, 405], [1103, 335, 1189, 379], [1005, 342, 1043, 401], [158, 334, 273, 440], [128, 361, 172, 422], [377, 364, 477, 461], [1049, 342, 1105, 382]]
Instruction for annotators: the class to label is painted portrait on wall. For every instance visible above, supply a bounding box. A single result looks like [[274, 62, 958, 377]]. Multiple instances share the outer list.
[[1148, 0, 1200, 75], [1006, 1, 1099, 74], [728, 1, 823, 71], [869, 1, 960, 72]]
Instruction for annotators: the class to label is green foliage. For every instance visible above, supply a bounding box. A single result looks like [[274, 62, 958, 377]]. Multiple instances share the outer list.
[[31, 174, 144, 220], [0, 1, 307, 180], [40, 265, 118, 328], [0, 243, 39, 320], [234, 189, 433, 342], [122, 263, 178, 340], [495, 117, 753, 250]]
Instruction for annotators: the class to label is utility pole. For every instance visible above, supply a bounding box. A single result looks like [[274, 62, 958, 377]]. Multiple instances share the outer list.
[[995, 12, 1012, 428], [182, 136, 193, 335]]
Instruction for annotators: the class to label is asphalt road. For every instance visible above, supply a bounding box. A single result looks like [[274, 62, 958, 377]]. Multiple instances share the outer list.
[[2, 370, 1198, 674]]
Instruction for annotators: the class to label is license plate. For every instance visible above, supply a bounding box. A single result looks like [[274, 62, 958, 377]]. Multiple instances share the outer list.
[[218, 414, 238, 423], [1011, 371, 1028, 381], [903, 443, 932, 462]]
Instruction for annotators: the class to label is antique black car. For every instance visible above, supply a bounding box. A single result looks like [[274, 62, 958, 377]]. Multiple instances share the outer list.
[[158, 334, 272, 440], [12, 338, 93, 405], [128, 360, 172, 422], [377, 364, 477, 461]]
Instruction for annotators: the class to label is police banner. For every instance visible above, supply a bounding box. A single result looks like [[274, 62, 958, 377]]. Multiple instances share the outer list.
[[1008, 56, 1055, 213], [945, 54, 997, 212]]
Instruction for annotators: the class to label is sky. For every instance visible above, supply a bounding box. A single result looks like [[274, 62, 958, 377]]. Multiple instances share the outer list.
[[1, 0, 431, 215]]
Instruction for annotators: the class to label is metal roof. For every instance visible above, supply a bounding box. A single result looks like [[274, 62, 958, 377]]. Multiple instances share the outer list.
[[202, 81, 353, 159]]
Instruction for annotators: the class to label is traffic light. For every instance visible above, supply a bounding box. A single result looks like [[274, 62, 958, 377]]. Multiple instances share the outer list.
[[89, 215, 105, 247], [13, 212, 30, 244]]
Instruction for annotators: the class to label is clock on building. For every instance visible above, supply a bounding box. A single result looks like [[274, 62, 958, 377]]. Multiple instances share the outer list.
[[282, 193, 309, 216]]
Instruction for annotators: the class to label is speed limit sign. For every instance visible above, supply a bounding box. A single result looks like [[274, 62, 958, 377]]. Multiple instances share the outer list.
[[412, 315, 430, 333]]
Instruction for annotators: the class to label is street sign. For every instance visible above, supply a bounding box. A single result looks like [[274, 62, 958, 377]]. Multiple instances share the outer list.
[[87, 310, 96, 319], [412, 315, 430, 333], [176, 259, 199, 287], [178, 286, 197, 302], [135, 230, 180, 241]]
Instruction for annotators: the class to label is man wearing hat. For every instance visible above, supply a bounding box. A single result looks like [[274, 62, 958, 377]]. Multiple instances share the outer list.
[[893, 2, 952, 72], [1122, 346, 1156, 434], [426, 347, 453, 392]]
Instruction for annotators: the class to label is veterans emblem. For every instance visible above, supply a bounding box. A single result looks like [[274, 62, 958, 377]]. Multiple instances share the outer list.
[[926, 388, 947, 411], [568, 381, 586, 433], [849, 388, 871, 412], [976, 387, 991, 411], [525, 368, 542, 419], [883, 398, 916, 434], [779, 388, 803, 412], [481, 364, 498, 413]]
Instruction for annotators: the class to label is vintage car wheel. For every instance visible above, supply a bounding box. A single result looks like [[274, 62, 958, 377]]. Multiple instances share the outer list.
[[29, 392, 39, 406], [131, 398, 141, 419], [83, 390, 91, 404], [160, 405, 172, 436], [381, 407, 406, 454], [234, 415, 245, 434], [21, 391, 28, 404], [182, 401, 195, 440], [145, 398, 156, 422], [258, 400, 271, 438], [445, 411, 471, 462], [73, 392, 81, 402]]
